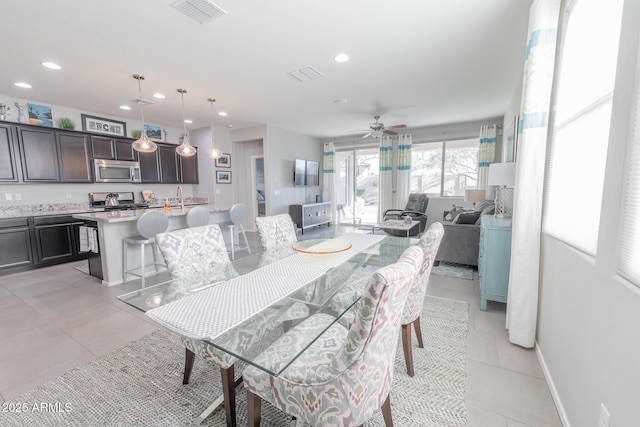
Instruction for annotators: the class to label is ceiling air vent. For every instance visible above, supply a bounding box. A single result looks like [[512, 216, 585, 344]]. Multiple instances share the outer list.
[[288, 66, 324, 82], [171, 0, 227, 24]]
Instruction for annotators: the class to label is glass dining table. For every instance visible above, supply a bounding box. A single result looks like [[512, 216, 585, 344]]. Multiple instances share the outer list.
[[117, 233, 416, 377]]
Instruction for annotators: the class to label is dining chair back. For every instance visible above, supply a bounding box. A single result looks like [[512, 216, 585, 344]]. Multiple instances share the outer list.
[[122, 209, 169, 287], [227, 203, 251, 260], [185, 205, 210, 228], [156, 224, 238, 291], [400, 221, 444, 376], [155, 223, 241, 426], [243, 244, 424, 427], [255, 213, 297, 250]]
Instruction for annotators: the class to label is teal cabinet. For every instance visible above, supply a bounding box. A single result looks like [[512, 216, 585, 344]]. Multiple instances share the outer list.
[[479, 215, 512, 311]]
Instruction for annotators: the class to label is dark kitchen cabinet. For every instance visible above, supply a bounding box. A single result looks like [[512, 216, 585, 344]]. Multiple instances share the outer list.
[[159, 144, 180, 183], [0, 217, 33, 273], [179, 151, 199, 183], [139, 150, 161, 183], [57, 132, 92, 182], [0, 123, 21, 182], [91, 136, 138, 161], [32, 215, 85, 264], [17, 126, 60, 182]]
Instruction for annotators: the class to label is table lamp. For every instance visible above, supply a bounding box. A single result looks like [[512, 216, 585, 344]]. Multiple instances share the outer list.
[[488, 162, 516, 217], [464, 189, 486, 210]]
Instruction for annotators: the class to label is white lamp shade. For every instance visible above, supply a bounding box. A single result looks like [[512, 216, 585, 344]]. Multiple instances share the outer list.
[[488, 162, 516, 187], [464, 189, 486, 203]]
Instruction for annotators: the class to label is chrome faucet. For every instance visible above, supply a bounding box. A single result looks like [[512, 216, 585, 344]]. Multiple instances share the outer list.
[[177, 185, 184, 211]]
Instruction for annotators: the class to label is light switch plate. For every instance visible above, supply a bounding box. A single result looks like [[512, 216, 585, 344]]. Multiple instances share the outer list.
[[5, 192, 12, 201], [14, 193, 22, 200]]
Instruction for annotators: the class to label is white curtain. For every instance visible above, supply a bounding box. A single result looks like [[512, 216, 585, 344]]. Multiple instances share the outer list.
[[396, 134, 412, 208], [378, 136, 394, 221], [507, 0, 560, 348], [478, 124, 497, 190], [322, 142, 336, 220]]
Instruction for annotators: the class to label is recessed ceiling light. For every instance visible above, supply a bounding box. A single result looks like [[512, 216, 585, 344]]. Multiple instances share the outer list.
[[14, 82, 32, 89], [218, 111, 228, 116], [227, 124, 233, 128], [184, 119, 193, 124], [334, 53, 349, 63], [153, 93, 165, 99], [120, 105, 132, 110], [334, 99, 348, 104], [41, 61, 62, 70]]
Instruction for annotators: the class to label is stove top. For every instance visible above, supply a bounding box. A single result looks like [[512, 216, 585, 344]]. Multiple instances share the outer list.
[[89, 191, 148, 211]]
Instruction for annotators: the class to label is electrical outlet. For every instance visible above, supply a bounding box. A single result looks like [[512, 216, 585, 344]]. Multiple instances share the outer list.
[[14, 193, 22, 201], [5, 192, 12, 201], [599, 403, 610, 427], [65, 192, 72, 199]]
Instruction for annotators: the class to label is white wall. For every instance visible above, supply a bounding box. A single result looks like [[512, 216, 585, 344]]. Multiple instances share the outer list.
[[536, 1, 640, 425]]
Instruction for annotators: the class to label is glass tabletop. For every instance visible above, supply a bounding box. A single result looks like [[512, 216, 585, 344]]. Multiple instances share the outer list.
[[117, 234, 415, 375]]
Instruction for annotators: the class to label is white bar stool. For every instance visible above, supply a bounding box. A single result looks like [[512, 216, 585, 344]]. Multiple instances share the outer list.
[[227, 204, 251, 260], [186, 205, 210, 228], [122, 210, 169, 287]]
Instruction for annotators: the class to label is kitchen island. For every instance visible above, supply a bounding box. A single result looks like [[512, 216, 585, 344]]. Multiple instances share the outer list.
[[72, 204, 232, 286]]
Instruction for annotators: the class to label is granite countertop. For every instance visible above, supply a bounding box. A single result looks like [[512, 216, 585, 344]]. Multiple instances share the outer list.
[[0, 198, 210, 219], [71, 204, 232, 223]]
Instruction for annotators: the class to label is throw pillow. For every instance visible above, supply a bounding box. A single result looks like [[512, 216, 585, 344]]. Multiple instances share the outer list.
[[453, 211, 481, 225], [444, 205, 465, 221]]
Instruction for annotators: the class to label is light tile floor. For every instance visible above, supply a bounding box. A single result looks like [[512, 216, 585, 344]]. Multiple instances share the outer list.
[[0, 225, 562, 426]]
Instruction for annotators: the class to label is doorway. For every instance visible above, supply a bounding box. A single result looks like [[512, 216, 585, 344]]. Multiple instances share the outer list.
[[335, 147, 380, 226], [252, 156, 266, 220]]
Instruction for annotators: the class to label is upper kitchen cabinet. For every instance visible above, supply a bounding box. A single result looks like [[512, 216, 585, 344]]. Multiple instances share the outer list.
[[0, 123, 21, 182], [57, 132, 92, 183], [139, 150, 161, 183], [158, 144, 180, 183], [17, 126, 60, 182], [179, 150, 198, 183], [91, 136, 138, 161]]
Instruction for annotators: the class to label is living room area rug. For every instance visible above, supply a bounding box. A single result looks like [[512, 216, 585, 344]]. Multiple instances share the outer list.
[[0, 296, 469, 427], [431, 262, 475, 280]]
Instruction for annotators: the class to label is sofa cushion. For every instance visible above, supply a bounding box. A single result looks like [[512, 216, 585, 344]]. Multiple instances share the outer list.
[[453, 211, 481, 224]]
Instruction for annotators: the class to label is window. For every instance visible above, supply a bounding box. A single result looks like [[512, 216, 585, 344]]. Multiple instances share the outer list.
[[543, 0, 623, 255], [618, 46, 640, 288], [411, 138, 478, 196]]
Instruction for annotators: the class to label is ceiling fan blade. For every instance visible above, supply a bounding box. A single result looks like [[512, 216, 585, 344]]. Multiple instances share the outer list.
[[361, 132, 372, 139], [383, 129, 398, 136], [387, 124, 407, 129]]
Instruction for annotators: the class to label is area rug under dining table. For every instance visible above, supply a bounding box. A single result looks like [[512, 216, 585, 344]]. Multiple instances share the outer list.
[[0, 296, 469, 427]]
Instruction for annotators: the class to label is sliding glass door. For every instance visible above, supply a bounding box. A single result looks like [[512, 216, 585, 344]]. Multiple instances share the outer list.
[[335, 147, 379, 226]]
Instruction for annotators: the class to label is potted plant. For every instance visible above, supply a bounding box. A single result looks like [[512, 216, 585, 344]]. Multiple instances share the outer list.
[[131, 129, 142, 139], [0, 103, 10, 121], [56, 117, 77, 130]]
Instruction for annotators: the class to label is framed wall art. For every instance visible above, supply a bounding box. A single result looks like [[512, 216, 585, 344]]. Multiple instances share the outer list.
[[81, 114, 127, 137], [216, 170, 232, 184], [215, 153, 231, 168], [144, 124, 162, 140], [27, 103, 53, 127]]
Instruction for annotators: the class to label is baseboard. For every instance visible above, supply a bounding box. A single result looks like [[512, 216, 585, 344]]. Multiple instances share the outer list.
[[535, 340, 570, 427]]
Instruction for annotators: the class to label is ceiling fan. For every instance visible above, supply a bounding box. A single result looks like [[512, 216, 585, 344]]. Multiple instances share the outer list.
[[352, 115, 407, 139]]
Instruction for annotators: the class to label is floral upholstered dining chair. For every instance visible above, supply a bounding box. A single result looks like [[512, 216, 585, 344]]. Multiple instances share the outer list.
[[242, 244, 424, 427], [254, 213, 298, 250], [155, 223, 307, 426], [401, 221, 444, 376]]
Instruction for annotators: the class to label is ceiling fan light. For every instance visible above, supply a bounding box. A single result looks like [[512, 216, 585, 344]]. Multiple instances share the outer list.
[[372, 129, 384, 138]]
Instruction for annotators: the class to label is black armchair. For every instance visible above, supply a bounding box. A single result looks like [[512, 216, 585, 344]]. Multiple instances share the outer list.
[[383, 193, 429, 236]]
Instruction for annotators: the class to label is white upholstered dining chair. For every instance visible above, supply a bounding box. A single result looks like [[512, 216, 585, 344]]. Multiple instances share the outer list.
[[242, 244, 424, 427], [401, 221, 444, 376], [254, 213, 297, 250]]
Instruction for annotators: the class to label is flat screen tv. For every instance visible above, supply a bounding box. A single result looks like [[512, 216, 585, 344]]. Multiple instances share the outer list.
[[294, 159, 320, 186]]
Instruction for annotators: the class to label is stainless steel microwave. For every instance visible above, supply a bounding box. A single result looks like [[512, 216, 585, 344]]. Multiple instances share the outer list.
[[93, 159, 142, 183]]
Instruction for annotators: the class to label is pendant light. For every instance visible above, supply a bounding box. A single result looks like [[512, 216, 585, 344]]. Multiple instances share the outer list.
[[131, 74, 157, 153], [207, 97, 222, 159], [175, 88, 196, 157]]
